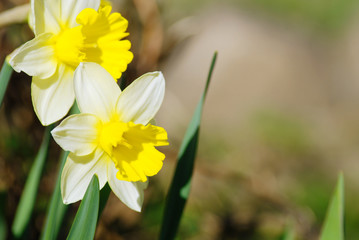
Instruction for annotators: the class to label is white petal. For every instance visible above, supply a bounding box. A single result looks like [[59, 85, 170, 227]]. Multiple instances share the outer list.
[[28, 3, 35, 32], [60, 0, 100, 28], [116, 72, 165, 125], [61, 149, 108, 204], [9, 33, 57, 79], [74, 62, 121, 122], [107, 161, 147, 212], [32, 64, 74, 126], [52, 114, 100, 156], [31, 0, 100, 35], [32, 0, 61, 35]]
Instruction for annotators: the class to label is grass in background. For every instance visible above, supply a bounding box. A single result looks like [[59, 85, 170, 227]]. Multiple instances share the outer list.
[[162, 0, 358, 34], [241, 0, 358, 32]]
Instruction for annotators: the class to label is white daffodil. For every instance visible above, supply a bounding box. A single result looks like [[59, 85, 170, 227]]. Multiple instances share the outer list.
[[51, 62, 168, 212], [8, 0, 133, 126]]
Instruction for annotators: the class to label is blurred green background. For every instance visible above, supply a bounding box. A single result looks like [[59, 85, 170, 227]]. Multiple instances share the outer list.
[[1, 0, 359, 239]]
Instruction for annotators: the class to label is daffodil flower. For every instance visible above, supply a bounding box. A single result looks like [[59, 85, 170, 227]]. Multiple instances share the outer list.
[[51, 63, 168, 211], [9, 0, 133, 126]]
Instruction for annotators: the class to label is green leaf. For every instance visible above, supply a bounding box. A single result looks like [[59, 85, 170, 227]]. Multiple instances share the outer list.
[[67, 175, 100, 240], [40, 151, 69, 240], [319, 173, 345, 240], [0, 60, 13, 107], [159, 52, 217, 240], [41, 102, 80, 240], [11, 126, 52, 238], [280, 224, 295, 240], [98, 183, 111, 220]]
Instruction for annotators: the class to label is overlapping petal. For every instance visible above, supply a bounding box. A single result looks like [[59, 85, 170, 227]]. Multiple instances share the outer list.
[[31, 0, 100, 35], [9, 33, 57, 79], [76, 6, 133, 79], [51, 114, 100, 156], [31, 0, 61, 35], [116, 72, 165, 125], [107, 161, 147, 212], [61, 149, 108, 204], [74, 62, 121, 122], [31, 64, 74, 126], [60, 0, 100, 28]]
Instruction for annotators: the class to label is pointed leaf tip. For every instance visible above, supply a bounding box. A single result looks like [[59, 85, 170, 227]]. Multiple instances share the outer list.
[[319, 172, 345, 240], [159, 52, 217, 240]]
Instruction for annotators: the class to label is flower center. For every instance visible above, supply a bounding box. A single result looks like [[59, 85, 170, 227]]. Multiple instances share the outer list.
[[54, 6, 133, 79], [98, 120, 169, 182], [54, 26, 85, 69], [99, 121, 130, 156]]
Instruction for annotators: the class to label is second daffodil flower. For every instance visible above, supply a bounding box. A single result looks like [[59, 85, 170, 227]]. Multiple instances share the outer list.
[[51, 63, 168, 212], [8, 0, 133, 126]]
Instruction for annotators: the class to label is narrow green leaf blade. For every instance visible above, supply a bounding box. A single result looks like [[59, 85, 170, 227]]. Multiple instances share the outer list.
[[98, 183, 111, 220], [41, 102, 80, 240], [280, 224, 295, 240], [319, 173, 345, 240], [67, 175, 100, 240], [0, 60, 13, 107], [40, 151, 69, 240], [11, 126, 52, 238], [159, 52, 217, 240]]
